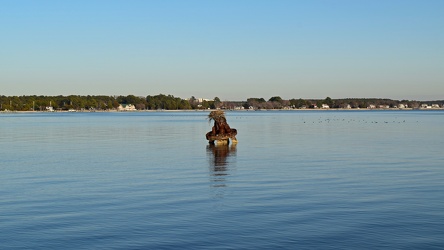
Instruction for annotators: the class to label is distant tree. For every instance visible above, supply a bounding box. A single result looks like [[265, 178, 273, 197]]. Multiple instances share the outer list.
[[264, 102, 274, 109], [247, 97, 266, 103], [246, 98, 267, 109], [281, 100, 290, 108], [214, 97, 221, 108], [127, 95, 139, 104], [242, 102, 250, 109], [268, 96, 283, 103], [200, 100, 210, 109], [323, 97, 333, 107], [178, 99, 192, 109], [135, 103, 146, 110], [289, 98, 308, 108]]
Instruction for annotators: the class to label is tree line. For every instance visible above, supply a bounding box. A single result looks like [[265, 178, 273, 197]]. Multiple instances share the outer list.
[[0, 95, 441, 111], [244, 97, 436, 109], [0, 95, 222, 111]]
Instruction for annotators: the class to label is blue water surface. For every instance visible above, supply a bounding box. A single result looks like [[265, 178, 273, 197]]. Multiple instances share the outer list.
[[1, 110, 443, 249]]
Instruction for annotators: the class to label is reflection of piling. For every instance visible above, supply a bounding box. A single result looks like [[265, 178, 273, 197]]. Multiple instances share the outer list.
[[207, 144, 237, 167], [207, 144, 237, 201]]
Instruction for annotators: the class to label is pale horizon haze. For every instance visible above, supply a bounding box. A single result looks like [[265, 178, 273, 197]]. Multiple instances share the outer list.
[[1, 0, 443, 101]]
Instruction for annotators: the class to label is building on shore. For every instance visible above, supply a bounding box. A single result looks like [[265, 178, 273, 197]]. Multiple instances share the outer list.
[[118, 104, 136, 111]]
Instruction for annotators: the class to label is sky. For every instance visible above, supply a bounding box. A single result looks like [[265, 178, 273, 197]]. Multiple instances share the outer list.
[[1, 0, 443, 101]]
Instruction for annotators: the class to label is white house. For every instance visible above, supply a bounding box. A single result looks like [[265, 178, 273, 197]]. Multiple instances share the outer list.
[[118, 104, 136, 111], [321, 104, 330, 109]]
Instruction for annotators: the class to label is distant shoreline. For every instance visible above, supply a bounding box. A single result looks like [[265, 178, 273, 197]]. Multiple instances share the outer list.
[[2, 108, 444, 114]]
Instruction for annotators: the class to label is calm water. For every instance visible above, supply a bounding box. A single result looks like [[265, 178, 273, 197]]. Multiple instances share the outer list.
[[1, 110, 443, 249]]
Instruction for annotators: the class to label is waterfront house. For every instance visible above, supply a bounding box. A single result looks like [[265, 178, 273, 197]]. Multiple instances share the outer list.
[[118, 104, 136, 111]]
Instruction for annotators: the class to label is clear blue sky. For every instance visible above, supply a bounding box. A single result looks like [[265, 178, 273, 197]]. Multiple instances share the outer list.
[[1, 0, 443, 101]]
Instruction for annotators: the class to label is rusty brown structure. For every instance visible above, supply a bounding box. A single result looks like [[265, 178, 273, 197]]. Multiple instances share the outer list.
[[206, 110, 237, 145]]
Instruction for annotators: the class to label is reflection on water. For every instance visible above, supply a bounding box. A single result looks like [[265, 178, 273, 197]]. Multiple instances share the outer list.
[[206, 144, 237, 199], [207, 143, 237, 167]]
